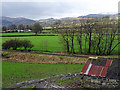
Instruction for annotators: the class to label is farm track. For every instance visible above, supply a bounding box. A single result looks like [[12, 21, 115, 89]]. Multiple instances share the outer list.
[[2, 50, 89, 58]]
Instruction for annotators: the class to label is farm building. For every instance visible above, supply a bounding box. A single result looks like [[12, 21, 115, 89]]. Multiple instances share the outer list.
[[80, 57, 120, 80]]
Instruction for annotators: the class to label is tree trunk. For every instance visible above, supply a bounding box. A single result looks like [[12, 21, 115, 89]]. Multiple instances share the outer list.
[[88, 29, 92, 54]]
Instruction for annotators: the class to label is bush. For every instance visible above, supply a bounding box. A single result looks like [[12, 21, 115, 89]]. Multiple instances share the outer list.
[[2, 41, 11, 49], [21, 40, 34, 50], [9, 39, 22, 50], [2, 39, 34, 50]]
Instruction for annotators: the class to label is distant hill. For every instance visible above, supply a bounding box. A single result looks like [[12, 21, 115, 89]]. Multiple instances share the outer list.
[[2, 13, 118, 27], [2, 16, 36, 26], [78, 14, 118, 18], [38, 18, 58, 27]]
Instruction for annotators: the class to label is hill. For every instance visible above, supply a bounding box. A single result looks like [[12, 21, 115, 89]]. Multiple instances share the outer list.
[[2, 16, 36, 26], [78, 14, 118, 18]]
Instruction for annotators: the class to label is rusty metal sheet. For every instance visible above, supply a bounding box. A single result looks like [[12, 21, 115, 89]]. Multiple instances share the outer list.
[[94, 66, 99, 76], [96, 66, 103, 77], [100, 66, 108, 77], [92, 65, 98, 76], [106, 59, 112, 67], [89, 65, 96, 76], [80, 60, 90, 74]]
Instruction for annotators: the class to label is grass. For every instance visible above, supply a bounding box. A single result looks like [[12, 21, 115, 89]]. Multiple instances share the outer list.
[[2, 32, 34, 35], [1, 30, 55, 36], [24, 85, 35, 88], [1, 36, 63, 52], [1, 35, 119, 54], [2, 32, 57, 36], [2, 61, 84, 88], [56, 77, 79, 86]]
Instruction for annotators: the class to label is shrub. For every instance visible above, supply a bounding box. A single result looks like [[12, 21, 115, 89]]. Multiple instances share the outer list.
[[2, 39, 34, 50], [9, 39, 22, 50], [2, 41, 11, 49], [21, 40, 34, 50]]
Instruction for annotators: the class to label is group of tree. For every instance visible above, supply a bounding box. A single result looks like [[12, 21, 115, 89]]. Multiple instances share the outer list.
[[2, 22, 43, 35], [2, 39, 34, 50], [2, 24, 32, 31], [53, 17, 119, 55]]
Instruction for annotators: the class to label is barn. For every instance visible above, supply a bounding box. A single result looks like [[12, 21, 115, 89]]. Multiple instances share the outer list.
[[80, 57, 120, 80]]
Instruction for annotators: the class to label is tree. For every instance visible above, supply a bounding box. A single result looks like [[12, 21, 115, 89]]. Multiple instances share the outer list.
[[21, 40, 34, 50], [8, 24, 17, 30], [2, 26, 7, 31], [51, 20, 61, 33], [53, 22, 76, 54], [25, 25, 31, 30], [76, 25, 83, 54], [32, 22, 42, 35], [18, 24, 25, 30], [52, 17, 119, 55]]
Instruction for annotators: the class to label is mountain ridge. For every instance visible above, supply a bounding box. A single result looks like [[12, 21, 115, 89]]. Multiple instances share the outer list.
[[1, 16, 36, 26], [2, 13, 118, 26]]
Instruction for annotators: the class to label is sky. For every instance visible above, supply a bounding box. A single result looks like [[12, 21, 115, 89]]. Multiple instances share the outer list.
[[1, 0, 119, 20]]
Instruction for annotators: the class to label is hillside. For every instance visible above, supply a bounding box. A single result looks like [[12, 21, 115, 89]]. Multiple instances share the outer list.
[[2, 16, 36, 26], [78, 14, 118, 18], [1, 13, 118, 27]]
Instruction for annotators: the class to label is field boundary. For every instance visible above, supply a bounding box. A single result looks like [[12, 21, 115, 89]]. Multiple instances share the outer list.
[[0, 34, 58, 37]]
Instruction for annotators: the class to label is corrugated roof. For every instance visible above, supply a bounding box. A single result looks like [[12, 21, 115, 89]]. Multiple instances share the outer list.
[[80, 59, 113, 77], [100, 66, 108, 77], [105, 59, 112, 67], [96, 66, 103, 77], [80, 60, 90, 74]]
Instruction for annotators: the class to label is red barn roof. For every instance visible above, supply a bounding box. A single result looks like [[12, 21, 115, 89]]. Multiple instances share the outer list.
[[80, 57, 119, 78]]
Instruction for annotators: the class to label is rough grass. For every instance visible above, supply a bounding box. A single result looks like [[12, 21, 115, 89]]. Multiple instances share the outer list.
[[56, 77, 79, 86], [2, 61, 84, 87], [2, 52, 87, 64]]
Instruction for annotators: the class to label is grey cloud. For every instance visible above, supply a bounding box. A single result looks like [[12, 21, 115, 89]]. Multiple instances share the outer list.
[[2, 1, 116, 20], [2, 2, 78, 19]]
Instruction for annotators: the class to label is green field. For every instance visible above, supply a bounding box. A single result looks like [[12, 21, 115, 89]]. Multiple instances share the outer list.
[[2, 33, 57, 36], [2, 61, 84, 87], [1, 35, 119, 54], [1, 36, 64, 52], [1, 30, 55, 36], [2, 32, 34, 35]]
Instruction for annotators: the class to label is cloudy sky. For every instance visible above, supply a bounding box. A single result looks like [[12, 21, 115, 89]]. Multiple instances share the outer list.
[[1, 0, 119, 20]]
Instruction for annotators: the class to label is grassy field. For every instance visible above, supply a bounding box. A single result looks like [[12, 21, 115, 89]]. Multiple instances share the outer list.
[[1, 35, 119, 54], [2, 61, 84, 87], [1, 30, 54, 36], [2, 32, 34, 35], [2, 33, 57, 36], [1, 36, 63, 52]]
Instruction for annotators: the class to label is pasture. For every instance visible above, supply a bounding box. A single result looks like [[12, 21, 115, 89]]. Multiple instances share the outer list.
[[1, 35, 119, 54], [2, 32, 34, 36], [1, 30, 55, 36]]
